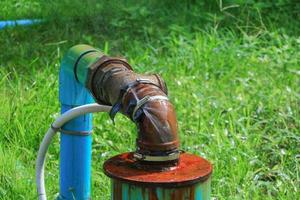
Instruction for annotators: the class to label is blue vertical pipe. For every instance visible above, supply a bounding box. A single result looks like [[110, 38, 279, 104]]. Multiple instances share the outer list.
[[58, 45, 98, 199]]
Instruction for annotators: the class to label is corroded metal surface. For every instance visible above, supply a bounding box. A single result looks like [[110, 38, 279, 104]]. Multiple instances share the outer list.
[[64, 45, 179, 159], [63, 44, 180, 164], [86, 56, 180, 158], [111, 178, 211, 200], [104, 152, 212, 187]]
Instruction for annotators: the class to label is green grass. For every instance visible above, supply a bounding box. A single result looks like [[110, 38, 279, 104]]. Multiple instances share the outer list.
[[0, 1, 299, 199]]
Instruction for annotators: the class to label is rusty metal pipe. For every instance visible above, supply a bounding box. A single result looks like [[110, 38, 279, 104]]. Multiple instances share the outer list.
[[64, 45, 180, 162], [85, 55, 180, 161]]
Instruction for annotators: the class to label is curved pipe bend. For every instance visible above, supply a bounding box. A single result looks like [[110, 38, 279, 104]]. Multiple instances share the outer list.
[[87, 56, 179, 158], [64, 44, 180, 160]]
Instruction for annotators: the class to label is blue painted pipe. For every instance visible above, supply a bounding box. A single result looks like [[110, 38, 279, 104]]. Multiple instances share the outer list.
[[59, 105, 93, 199], [0, 19, 42, 30], [58, 45, 102, 199]]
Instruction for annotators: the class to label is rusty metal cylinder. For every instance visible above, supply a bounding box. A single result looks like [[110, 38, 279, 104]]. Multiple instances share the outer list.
[[104, 152, 212, 200]]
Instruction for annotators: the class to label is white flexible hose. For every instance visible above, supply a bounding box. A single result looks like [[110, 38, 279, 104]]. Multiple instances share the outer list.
[[36, 103, 111, 200]]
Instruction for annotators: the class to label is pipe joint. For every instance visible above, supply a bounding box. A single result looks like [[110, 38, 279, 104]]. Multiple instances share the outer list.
[[86, 56, 179, 162], [63, 44, 180, 164]]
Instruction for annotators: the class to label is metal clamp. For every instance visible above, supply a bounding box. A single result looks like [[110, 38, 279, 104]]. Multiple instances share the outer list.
[[132, 95, 169, 120], [73, 49, 99, 82], [109, 79, 167, 122], [51, 124, 92, 136], [60, 129, 92, 136]]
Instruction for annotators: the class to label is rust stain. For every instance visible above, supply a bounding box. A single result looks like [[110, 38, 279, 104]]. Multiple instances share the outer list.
[[149, 188, 159, 200], [113, 179, 204, 200], [113, 180, 122, 200], [171, 187, 184, 200], [189, 185, 195, 199], [104, 152, 212, 188]]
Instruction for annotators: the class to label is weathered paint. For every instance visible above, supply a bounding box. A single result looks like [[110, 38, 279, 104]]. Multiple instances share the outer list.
[[60, 44, 103, 88], [110, 178, 211, 200], [104, 152, 212, 200]]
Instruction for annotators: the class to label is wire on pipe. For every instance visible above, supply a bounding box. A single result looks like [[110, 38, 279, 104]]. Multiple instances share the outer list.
[[36, 103, 111, 200]]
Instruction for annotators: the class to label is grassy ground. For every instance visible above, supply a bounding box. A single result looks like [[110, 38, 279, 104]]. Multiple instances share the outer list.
[[0, 1, 299, 199]]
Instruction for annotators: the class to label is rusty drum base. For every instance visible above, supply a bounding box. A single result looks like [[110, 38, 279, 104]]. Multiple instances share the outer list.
[[104, 152, 212, 200]]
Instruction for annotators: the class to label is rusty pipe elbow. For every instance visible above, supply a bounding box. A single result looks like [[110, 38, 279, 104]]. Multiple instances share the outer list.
[[122, 84, 179, 153], [86, 56, 179, 161]]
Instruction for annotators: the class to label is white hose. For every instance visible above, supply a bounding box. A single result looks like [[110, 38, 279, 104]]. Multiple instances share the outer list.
[[36, 103, 111, 200]]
